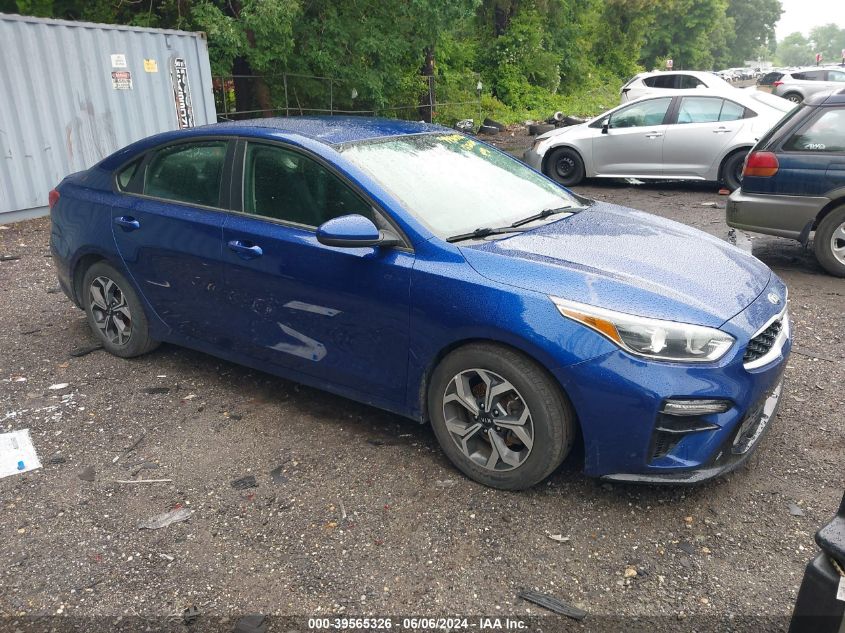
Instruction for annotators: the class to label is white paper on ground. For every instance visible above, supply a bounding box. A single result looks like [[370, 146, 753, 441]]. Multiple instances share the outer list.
[[837, 576, 845, 602], [0, 429, 42, 478]]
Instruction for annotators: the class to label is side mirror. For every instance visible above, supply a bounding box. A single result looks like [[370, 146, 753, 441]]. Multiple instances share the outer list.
[[601, 118, 610, 134], [316, 214, 401, 248]]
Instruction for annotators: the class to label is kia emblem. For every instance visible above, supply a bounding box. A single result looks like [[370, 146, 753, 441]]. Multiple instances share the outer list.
[[767, 292, 780, 305]]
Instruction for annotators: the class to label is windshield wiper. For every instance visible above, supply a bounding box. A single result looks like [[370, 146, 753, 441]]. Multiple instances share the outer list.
[[446, 226, 528, 243], [510, 205, 581, 228]]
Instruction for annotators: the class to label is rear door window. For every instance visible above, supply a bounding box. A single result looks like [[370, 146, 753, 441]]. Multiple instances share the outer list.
[[643, 75, 676, 89], [758, 72, 784, 86], [676, 97, 727, 123], [144, 141, 228, 207], [792, 70, 825, 81], [678, 75, 705, 89], [783, 109, 845, 153]]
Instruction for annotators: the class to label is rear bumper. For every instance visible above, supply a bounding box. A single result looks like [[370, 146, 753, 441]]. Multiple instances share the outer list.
[[727, 188, 827, 240]]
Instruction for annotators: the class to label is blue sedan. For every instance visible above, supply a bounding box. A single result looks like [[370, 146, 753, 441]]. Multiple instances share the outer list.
[[49, 117, 791, 489]]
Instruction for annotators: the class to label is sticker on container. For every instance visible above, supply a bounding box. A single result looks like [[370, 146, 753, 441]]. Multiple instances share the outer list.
[[170, 57, 195, 129], [838, 576, 845, 602], [110, 53, 127, 68], [111, 71, 133, 90], [143, 59, 158, 73], [0, 429, 42, 479]]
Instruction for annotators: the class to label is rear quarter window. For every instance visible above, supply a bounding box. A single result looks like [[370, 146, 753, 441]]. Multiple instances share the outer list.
[[783, 109, 845, 153], [116, 159, 141, 191]]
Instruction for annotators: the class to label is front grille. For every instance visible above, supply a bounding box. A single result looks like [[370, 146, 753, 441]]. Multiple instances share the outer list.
[[743, 319, 782, 364]]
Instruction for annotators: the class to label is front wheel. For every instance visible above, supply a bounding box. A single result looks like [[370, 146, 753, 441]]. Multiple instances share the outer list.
[[82, 261, 160, 358], [721, 150, 747, 192], [814, 205, 845, 277], [428, 343, 575, 490], [544, 147, 585, 187]]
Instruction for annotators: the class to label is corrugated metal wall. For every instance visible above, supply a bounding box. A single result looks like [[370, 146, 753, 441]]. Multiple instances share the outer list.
[[0, 13, 216, 219]]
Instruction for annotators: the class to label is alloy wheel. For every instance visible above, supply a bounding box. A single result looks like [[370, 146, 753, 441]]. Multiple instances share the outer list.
[[89, 276, 132, 346], [441, 368, 534, 472], [831, 222, 845, 266]]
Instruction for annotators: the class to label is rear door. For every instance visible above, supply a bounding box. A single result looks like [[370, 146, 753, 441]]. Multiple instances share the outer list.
[[110, 139, 232, 344], [662, 96, 748, 178], [592, 97, 672, 176], [219, 139, 414, 405]]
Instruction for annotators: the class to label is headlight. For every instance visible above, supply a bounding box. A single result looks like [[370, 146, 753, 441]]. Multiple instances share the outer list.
[[551, 297, 735, 363]]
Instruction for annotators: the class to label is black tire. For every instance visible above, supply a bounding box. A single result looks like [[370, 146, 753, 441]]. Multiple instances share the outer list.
[[82, 261, 159, 358], [721, 150, 747, 191], [483, 117, 506, 131], [544, 147, 585, 187], [428, 343, 575, 490], [813, 205, 845, 277], [477, 124, 499, 135], [528, 123, 555, 136], [783, 92, 803, 104]]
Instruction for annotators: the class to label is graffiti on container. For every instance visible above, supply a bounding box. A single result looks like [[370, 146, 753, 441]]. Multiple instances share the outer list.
[[170, 57, 195, 129]]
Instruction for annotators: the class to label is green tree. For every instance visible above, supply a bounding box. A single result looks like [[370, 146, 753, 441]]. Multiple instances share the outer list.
[[641, 0, 729, 70], [809, 23, 845, 64], [776, 32, 814, 66], [724, 0, 782, 66]]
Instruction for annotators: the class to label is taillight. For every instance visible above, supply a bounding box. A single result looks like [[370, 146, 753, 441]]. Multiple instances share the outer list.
[[772, 81, 783, 87], [743, 152, 779, 177], [48, 189, 60, 209]]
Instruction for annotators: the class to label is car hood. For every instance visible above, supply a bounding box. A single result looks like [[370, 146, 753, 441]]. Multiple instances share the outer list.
[[459, 201, 771, 328]]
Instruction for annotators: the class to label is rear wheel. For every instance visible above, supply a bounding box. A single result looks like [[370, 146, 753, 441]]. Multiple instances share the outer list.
[[783, 92, 803, 104], [721, 150, 747, 191], [428, 343, 575, 490], [814, 205, 845, 277], [82, 261, 159, 357], [544, 147, 585, 187]]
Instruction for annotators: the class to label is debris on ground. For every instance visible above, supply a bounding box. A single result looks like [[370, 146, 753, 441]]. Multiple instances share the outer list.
[[625, 178, 645, 185], [114, 478, 172, 484], [270, 465, 288, 485], [231, 475, 258, 490], [48, 383, 69, 390], [142, 386, 170, 395], [182, 605, 201, 625], [69, 343, 103, 358], [0, 429, 42, 478], [701, 202, 719, 208], [112, 431, 146, 464], [624, 566, 638, 578], [678, 541, 697, 555], [138, 507, 193, 530], [518, 590, 587, 620], [0, 254, 21, 261], [234, 614, 268, 633], [454, 119, 474, 133], [788, 501, 805, 517], [546, 533, 570, 543], [78, 466, 95, 482], [527, 122, 555, 136], [367, 439, 385, 447]]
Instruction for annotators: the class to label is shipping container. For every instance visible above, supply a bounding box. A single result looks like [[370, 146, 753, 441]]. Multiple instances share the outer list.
[[0, 13, 216, 222]]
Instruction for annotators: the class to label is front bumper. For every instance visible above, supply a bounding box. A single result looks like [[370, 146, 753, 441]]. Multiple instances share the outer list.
[[522, 147, 543, 171], [727, 188, 828, 240], [552, 276, 792, 481]]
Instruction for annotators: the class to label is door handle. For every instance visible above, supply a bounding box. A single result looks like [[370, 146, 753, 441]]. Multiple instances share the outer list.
[[114, 216, 140, 231], [645, 132, 663, 139], [713, 127, 732, 134], [227, 240, 263, 260]]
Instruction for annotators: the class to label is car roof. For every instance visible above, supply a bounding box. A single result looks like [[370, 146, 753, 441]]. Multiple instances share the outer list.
[[210, 115, 444, 145], [806, 88, 845, 106]]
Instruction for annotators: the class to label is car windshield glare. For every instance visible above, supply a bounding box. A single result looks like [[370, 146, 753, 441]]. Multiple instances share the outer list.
[[338, 133, 580, 237]]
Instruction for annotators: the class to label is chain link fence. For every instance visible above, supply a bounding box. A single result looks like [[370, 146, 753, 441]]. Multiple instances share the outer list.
[[213, 71, 483, 125]]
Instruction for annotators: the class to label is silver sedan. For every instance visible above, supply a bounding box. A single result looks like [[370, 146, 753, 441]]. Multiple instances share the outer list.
[[523, 90, 793, 191]]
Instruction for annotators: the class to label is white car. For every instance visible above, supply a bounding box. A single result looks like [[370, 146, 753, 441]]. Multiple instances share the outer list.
[[523, 90, 794, 190], [620, 70, 735, 102]]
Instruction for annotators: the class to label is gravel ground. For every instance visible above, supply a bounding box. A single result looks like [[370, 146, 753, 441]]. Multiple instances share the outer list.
[[1, 158, 843, 632]]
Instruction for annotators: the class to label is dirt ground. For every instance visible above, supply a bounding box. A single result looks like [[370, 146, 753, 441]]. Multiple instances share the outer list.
[[1, 148, 843, 632]]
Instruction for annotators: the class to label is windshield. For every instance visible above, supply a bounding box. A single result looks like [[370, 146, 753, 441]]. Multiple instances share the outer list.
[[338, 133, 581, 237]]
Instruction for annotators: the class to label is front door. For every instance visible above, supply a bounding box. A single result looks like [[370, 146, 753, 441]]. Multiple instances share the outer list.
[[592, 97, 672, 177], [221, 140, 414, 405], [110, 140, 231, 344]]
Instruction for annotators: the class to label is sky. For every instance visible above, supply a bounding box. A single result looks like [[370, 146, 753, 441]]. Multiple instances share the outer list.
[[775, 0, 845, 39]]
